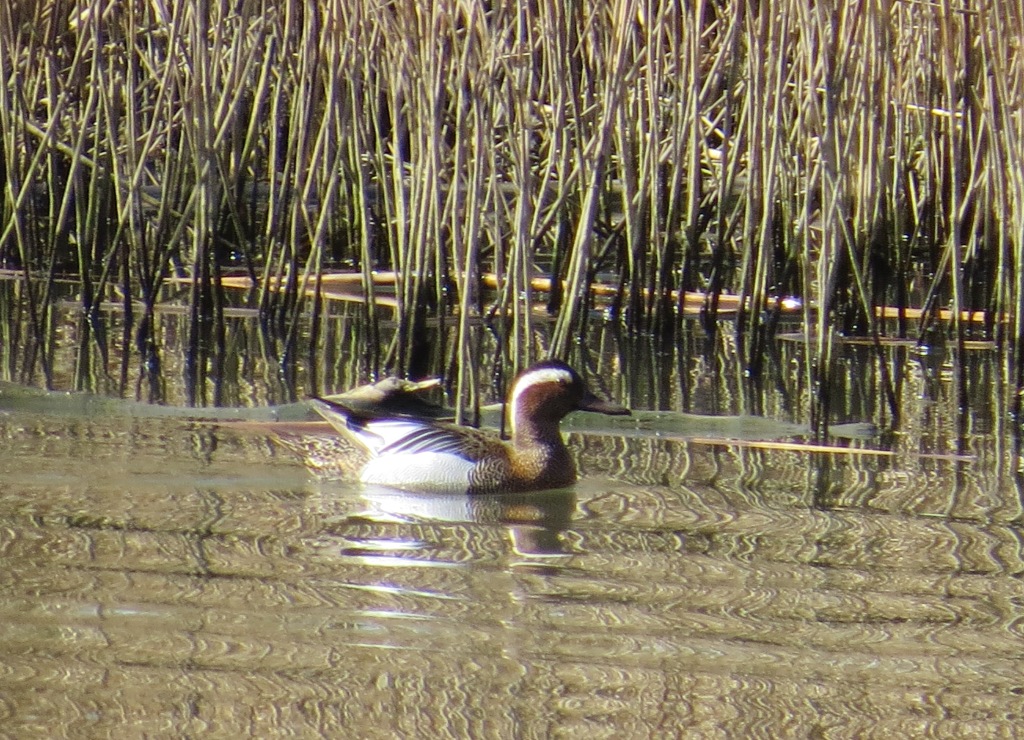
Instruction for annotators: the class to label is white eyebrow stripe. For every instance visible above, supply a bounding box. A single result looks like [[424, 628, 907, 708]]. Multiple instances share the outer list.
[[508, 366, 574, 409]]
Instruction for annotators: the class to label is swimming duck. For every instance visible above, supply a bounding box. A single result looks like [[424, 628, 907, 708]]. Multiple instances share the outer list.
[[310, 359, 630, 494]]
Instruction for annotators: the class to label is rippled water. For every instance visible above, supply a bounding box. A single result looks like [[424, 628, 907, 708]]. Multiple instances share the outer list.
[[3, 396, 1024, 738]]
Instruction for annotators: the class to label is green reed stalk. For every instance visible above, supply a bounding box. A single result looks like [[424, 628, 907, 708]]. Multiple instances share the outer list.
[[975, 3, 1024, 391], [449, 8, 486, 424], [550, 0, 636, 358], [505, 8, 537, 378]]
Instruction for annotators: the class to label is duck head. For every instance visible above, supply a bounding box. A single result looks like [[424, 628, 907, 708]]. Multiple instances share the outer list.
[[509, 359, 630, 441]]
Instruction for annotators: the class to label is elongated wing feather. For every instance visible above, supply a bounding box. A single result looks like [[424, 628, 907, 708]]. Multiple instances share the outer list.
[[310, 398, 488, 461], [377, 424, 481, 457]]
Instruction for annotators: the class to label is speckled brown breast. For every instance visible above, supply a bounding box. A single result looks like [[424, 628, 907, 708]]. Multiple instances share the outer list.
[[466, 440, 576, 494]]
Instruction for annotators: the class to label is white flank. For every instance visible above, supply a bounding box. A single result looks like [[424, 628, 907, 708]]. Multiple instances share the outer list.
[[360, 451, 475, 493]]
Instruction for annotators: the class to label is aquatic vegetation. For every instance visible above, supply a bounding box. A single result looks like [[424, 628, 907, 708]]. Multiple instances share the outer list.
[[1, 0, 1020, 419]]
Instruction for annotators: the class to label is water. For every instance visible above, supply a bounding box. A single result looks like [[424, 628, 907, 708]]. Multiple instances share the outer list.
[[2, 280, 1023, 735], [3, 391, 1023, 737]]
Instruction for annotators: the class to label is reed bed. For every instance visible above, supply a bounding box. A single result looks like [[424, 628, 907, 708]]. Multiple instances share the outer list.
[[1, 0, 1022, 420]]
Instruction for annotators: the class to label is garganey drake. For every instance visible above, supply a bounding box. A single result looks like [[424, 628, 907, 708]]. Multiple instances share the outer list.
[[310, 359, 630, 494]]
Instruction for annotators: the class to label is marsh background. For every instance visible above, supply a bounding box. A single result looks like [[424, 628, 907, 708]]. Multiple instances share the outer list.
[[2, 1, 1024, 736]]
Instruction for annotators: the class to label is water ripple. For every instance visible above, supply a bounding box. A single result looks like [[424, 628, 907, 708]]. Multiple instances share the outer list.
[[3, 413, 1024, 735]]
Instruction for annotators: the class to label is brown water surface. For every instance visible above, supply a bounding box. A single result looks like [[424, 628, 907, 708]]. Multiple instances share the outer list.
[[2, 399, 1023, 737]]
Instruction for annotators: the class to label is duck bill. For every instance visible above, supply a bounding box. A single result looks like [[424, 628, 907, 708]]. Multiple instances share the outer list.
[[577, 392, 630, 416]]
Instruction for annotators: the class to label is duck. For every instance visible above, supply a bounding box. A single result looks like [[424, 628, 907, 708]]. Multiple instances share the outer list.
[[309, 359, 630, 494]]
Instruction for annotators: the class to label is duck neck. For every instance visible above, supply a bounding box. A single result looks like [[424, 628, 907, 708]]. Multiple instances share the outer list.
[[510, 408, 565, 447]]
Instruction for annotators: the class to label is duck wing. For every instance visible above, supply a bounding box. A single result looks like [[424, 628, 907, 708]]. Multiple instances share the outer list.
[[310, 397, 492, 461]]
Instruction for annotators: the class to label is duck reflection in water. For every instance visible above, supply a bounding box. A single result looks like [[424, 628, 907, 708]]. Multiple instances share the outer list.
[[328, 486, 579, 561]]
